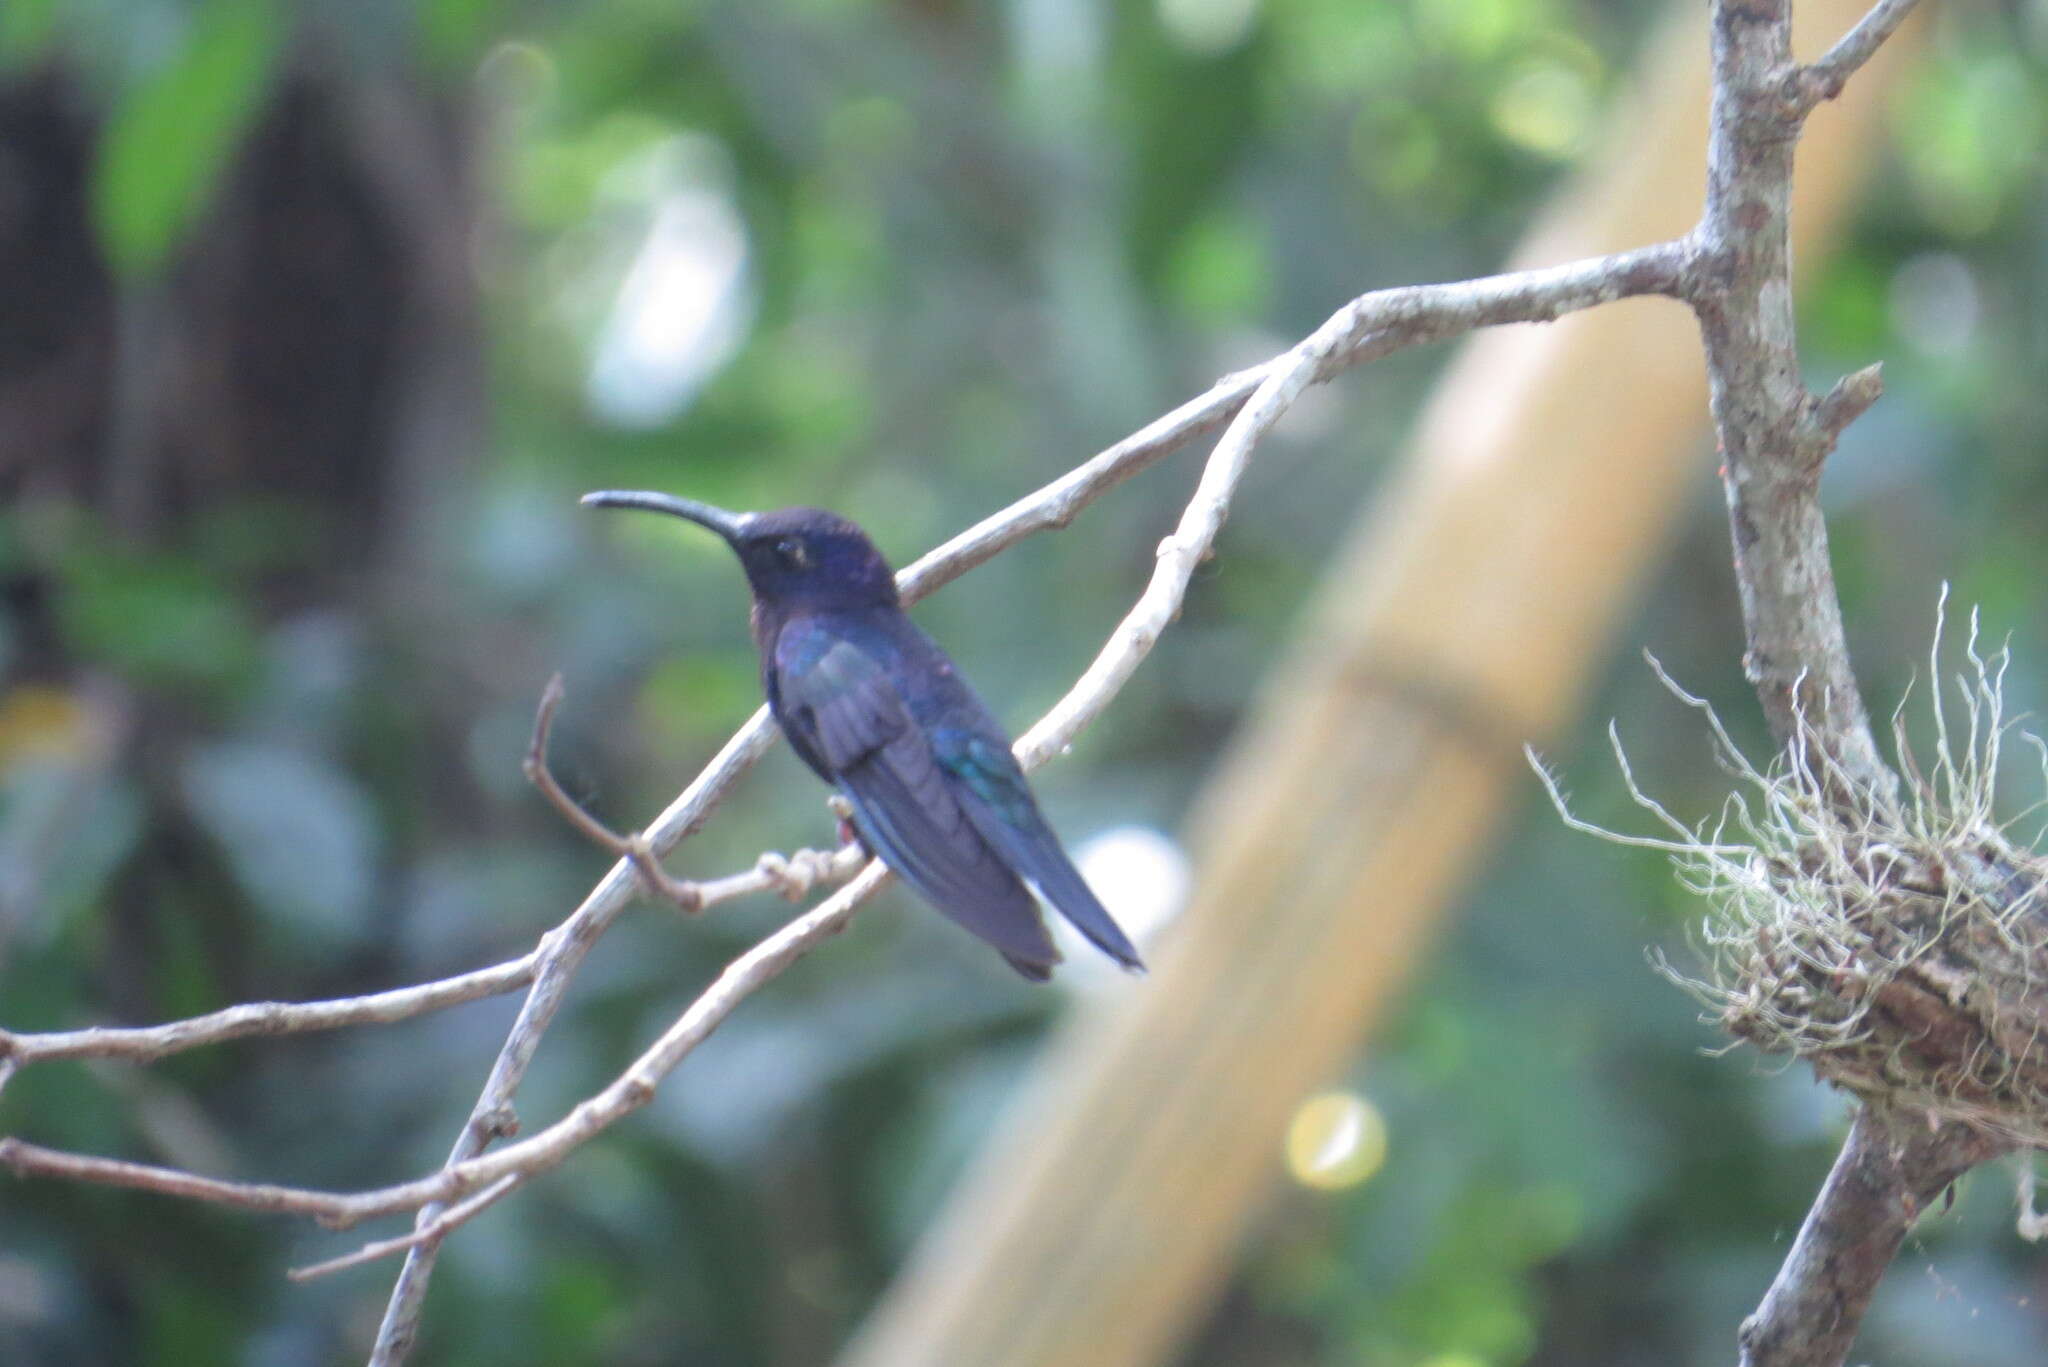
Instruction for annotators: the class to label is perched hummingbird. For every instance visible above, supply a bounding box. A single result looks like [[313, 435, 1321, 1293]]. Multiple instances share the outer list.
[[582, 490, 1145, 982]]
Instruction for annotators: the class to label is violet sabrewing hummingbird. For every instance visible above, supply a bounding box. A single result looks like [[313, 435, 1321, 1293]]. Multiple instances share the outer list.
[[582, 490, 1145, 982]]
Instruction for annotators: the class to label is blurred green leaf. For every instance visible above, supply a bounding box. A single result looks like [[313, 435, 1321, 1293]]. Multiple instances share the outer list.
[[0, 0, 61, 69], [56, 545, 261, 699], [419, 0, 505, 67], [539, 1260, 616, 1361], [0, 763, 143, 936], [1894, 48, 2045, 238], [10, 0, 2048, 1361], [1165, 209, 1270, 324], [179, 740, 381, 950], [141, 1267, 240, 1367], [1808, 253, 1889, 359], [91, 0, 282, 276]]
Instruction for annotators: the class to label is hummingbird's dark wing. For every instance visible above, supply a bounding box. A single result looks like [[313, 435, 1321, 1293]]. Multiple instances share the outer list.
[[773, 629, 1062, 978], [935, 730, 1145, 973]]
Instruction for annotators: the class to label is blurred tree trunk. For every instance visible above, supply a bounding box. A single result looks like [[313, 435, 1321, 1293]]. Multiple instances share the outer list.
[[0, 49, 481, 999], [0, 55, 479, 599], [836, 4, 1925, 1366], [0, 40, 491, 1361]]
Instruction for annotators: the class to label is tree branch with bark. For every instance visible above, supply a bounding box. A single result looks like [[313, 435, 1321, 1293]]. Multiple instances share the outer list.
[[1680, 4, 2036, 1366], [2, 249, 1693, 1362], [3, 3, 2026, 1365]]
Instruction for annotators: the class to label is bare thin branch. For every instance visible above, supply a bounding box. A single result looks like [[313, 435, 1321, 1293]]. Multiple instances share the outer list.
[[360, 239, 1697, 1361], [16, 862, 897, 1236], [0, 7, 1946, 1366], [365, 707, 772, 1363], [520, 674, 629, 856], [289, 1175, 524, 1282], [1, 237, 1695, 1365], [1807, 361, 1886, 450], [0, 835, 856, 1095], [894, 243, 1689, 607], [1791, 0, 1924, 114], [522, 671, 865, 911], [0, 1138, 373, 1222], [524, 671, 705, 910], [0, 955, 539, 1085]]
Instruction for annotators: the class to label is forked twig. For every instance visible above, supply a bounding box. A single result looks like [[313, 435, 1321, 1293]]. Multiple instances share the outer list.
[[523, 673, 704, 911]]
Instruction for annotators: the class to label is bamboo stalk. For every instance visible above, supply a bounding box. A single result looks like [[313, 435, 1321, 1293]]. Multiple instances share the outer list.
[[837, 5, 1924, 1364]]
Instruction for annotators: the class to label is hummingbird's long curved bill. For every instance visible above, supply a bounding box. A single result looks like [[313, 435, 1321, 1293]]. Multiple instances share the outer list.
[[580, 490, 753, 543]]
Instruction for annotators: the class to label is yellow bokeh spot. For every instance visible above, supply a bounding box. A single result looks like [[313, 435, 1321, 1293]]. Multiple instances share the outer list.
[[1490, 62, 1594, 159], [0, 685, 88, 769], [1284, 1090, 1387, 1191], [1415, 0, 1515, 59]]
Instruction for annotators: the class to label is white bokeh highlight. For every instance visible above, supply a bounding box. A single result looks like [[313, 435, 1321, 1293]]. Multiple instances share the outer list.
[[585, 136, 753, 428]]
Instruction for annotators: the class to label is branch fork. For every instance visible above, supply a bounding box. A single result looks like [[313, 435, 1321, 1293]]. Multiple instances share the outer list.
[[0, 239, 1699, 1347], [523, 672, 704, 911], [0, 5, 1968, 1363]]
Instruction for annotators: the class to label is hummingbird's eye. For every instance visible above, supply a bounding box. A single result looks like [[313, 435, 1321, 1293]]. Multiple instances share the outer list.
[[773, 537, 810, 569]]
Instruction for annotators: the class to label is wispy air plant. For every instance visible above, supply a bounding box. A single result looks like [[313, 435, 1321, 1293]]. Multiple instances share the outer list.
[[1534, 592, 2048, 1148]]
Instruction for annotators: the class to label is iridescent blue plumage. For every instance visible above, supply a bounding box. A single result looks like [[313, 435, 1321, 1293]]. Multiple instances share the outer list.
[[582, 490, 1145, 981]]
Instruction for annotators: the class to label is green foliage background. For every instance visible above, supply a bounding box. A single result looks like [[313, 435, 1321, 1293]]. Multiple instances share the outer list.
[[2, 1, 2045, 1364]]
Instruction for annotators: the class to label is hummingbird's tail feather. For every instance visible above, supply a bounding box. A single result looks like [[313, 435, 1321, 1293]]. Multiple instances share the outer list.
[[1001, 952, 1056, 983], [939, 734, 1146, 974], [837, 741, 1063, 975], [1026, 849, 1147, 974], [960, 798, 1145, 973]]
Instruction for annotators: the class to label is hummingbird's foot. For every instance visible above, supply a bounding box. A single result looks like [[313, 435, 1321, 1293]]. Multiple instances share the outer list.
[[823, 794, 867, 853], [755, 846, 860, 901], [755, 850, 813, 901]]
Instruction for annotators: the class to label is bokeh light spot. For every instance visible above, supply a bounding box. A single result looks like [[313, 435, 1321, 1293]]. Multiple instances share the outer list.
[[1157, 0, 1261, 56], [1285, 1090, 1387, 1191], [1490, 61, 1593, 158], [1889, 252, 1979, 357]]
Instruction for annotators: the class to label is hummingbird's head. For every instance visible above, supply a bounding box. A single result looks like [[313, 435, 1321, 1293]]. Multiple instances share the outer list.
[[581, 491, 899, 609]]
